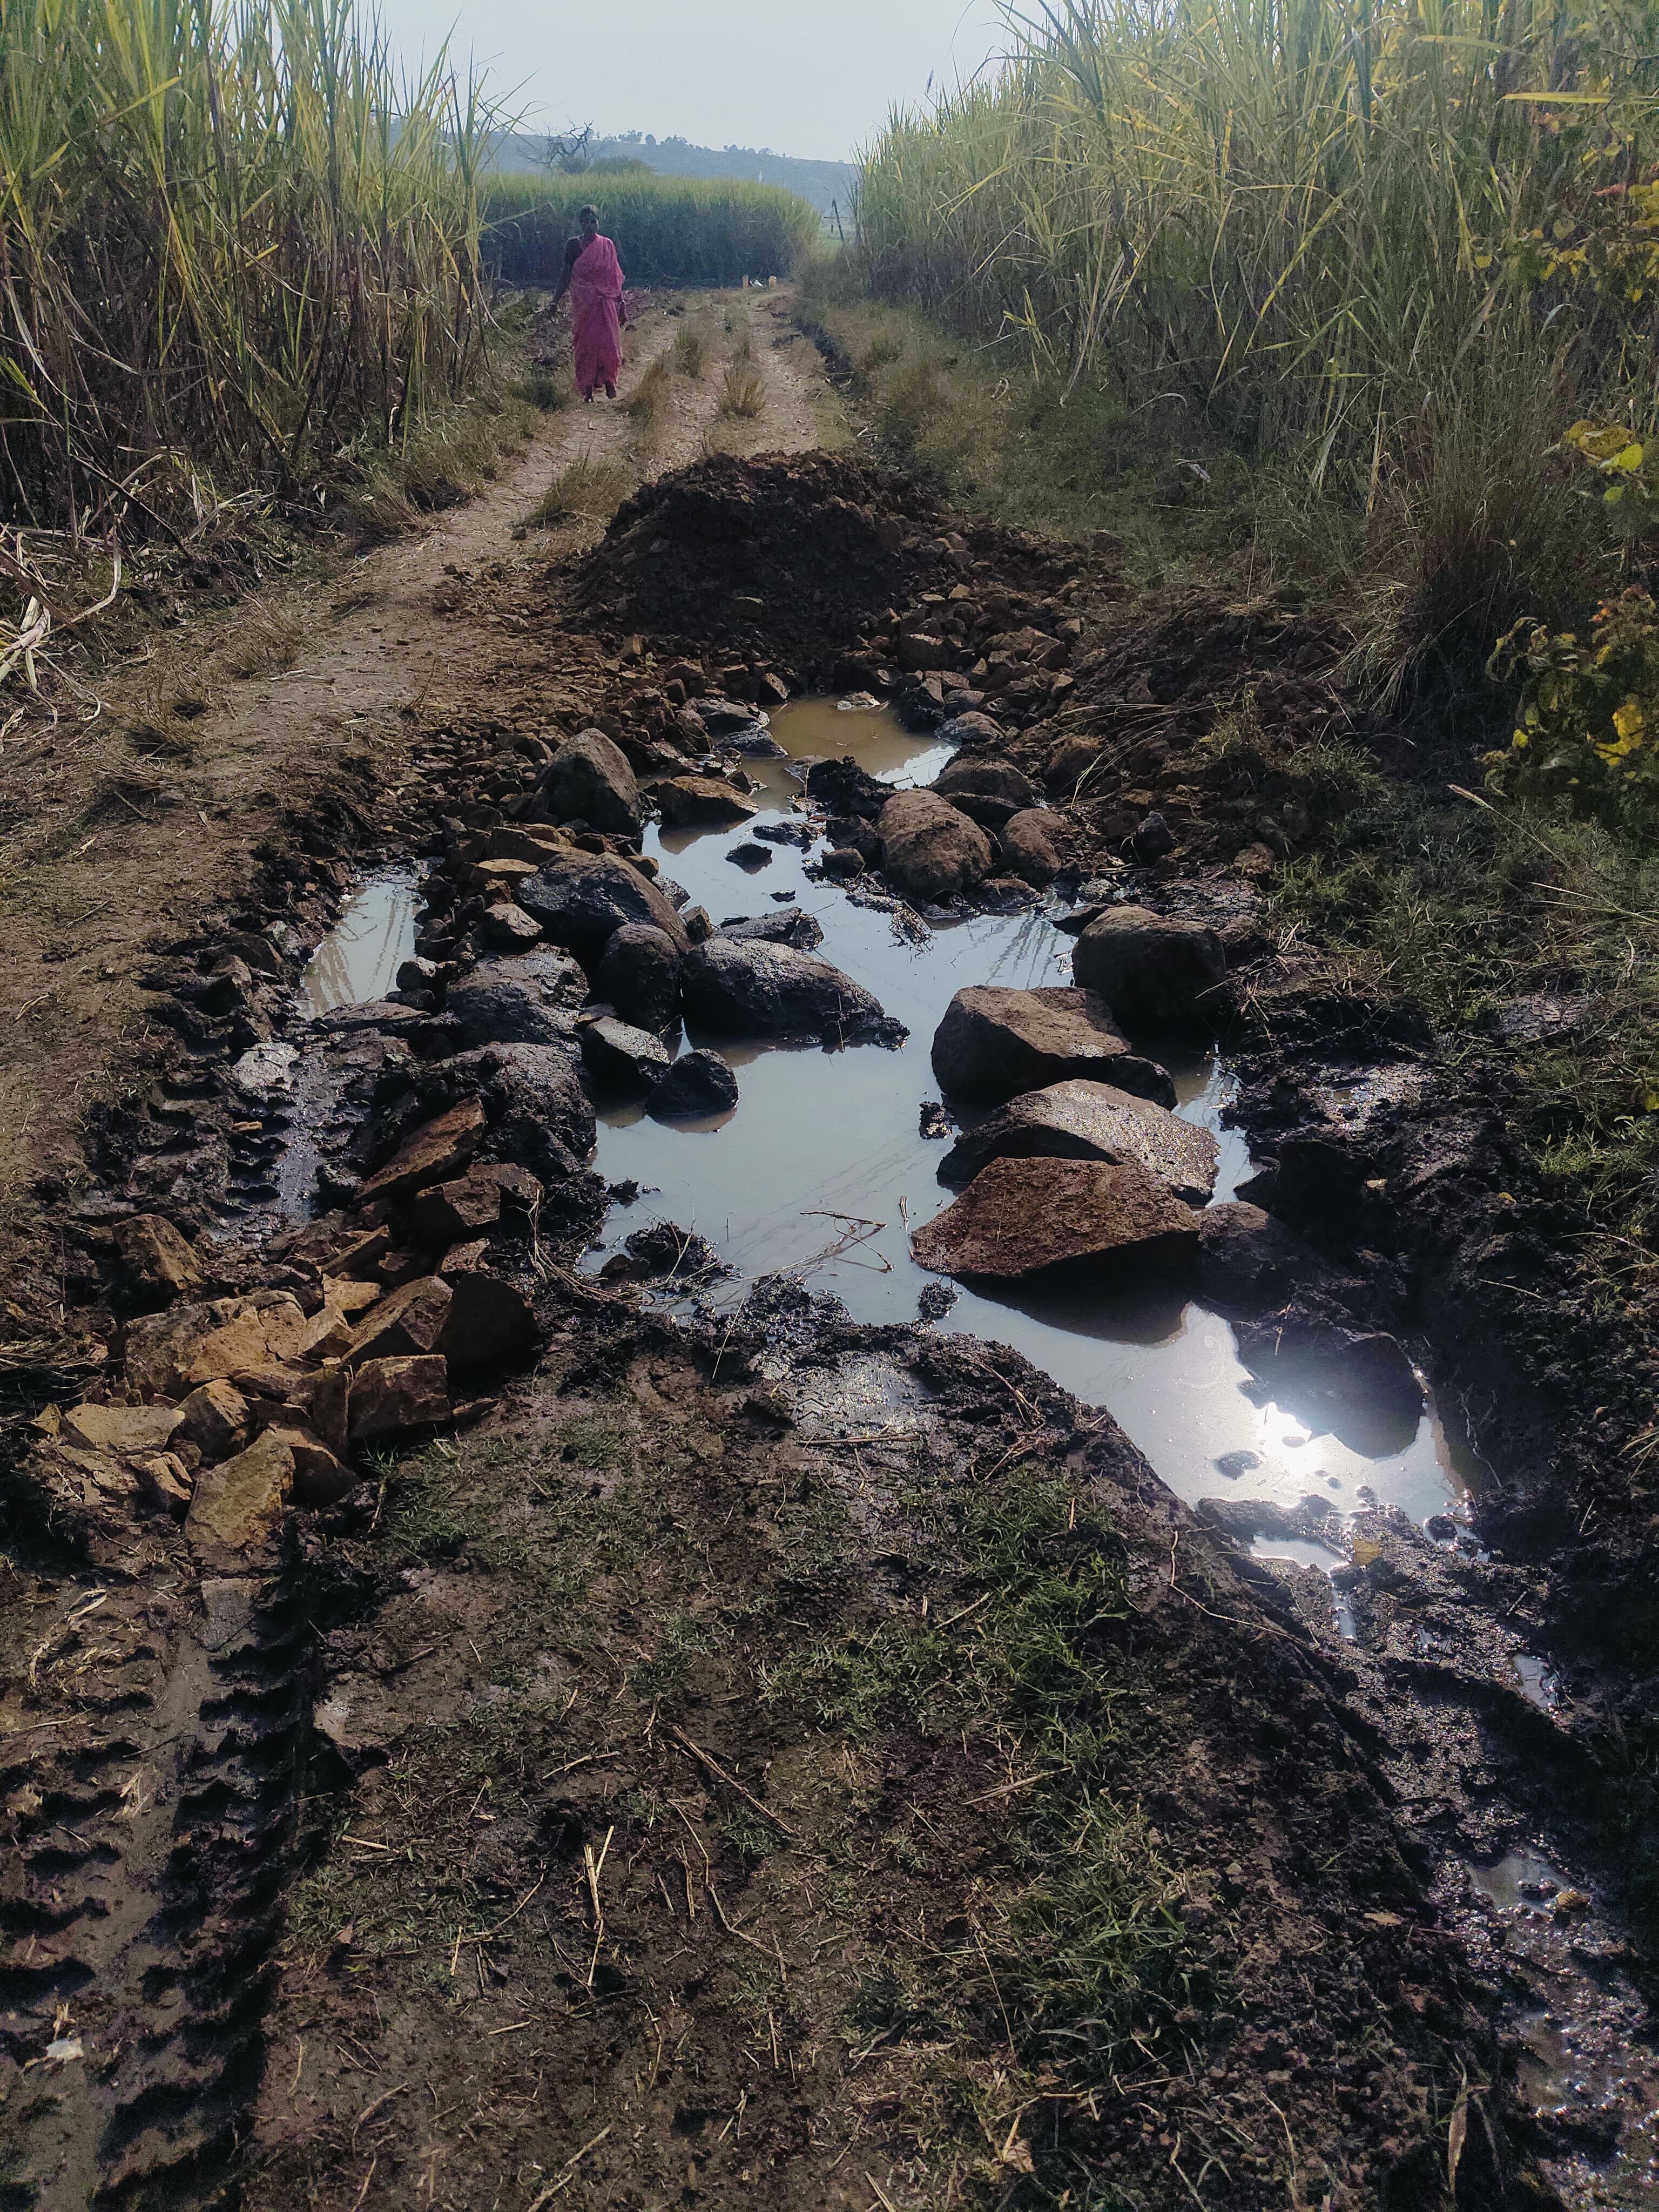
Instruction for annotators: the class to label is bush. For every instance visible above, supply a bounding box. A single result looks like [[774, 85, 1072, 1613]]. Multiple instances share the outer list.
[[483, 177, 818, 288], [1487, 589, 1659, 827]]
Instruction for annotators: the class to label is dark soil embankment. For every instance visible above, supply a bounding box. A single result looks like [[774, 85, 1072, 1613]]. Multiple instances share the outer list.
[[0, 450, 1604, 2209]]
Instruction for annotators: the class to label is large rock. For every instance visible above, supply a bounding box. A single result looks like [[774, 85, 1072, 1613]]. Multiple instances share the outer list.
[[594, 923, 681, 1030], [460, 1043, 596, 1178], [125, 1291, 313, 1398], [933, 754, 1039, 830], [935, 711, 1005, 750], [408, 1164, 542, 1247], [930, 987, 1176, 1107], [1071, 905, 1228, 1033], [939, 1080, 1218, 1203], [648, 1049, 739, 1119], [541, 729, 642, 834], [912, 1157, 1199, 1284], [999, 810, 1060, 887], [359, 1098, 487, 1203], [265, 1423, 354, 1508], [348, 1355, 450, 1444], [444, 947, 586, 1050], [875, 790, 993, 903], [114, 1215, 203, 1300], [649, 776, 759, 828], [680, 938, 894, 1043], [177, 1378, 254, 1461], [518, 851, 691, 969], [186, 1430, 294, 1557], [581, 1015, 673, 1091]]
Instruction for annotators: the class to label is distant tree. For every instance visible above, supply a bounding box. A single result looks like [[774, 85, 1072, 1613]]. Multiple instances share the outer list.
[[542, 123, 595, 176]]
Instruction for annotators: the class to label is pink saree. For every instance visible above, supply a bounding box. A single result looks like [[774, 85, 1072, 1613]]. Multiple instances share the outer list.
[[570, 234, 625, 394]]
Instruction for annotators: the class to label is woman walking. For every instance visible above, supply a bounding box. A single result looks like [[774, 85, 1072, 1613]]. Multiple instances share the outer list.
[[551, 204, 627, 401]]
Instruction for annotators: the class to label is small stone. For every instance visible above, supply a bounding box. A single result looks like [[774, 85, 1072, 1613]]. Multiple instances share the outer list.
[[1131, 811, 1176, 862], [999, 810, 1060, 887], [648, 1049, 739, 1119], [725, 841, 773, 871], [581, 1014, 673, 1091], [265, 1424, 354, 1508], [124, 1292, 313, 1398], [541, 729, 643, 834], [939, 1080, 1218, 1203], [931, 986, 1175, 1108], [439, 1272, 539, 1372], [132, 1451, 192, 1518], [822, 847, 865, 880], [396, 956, 442, 994]]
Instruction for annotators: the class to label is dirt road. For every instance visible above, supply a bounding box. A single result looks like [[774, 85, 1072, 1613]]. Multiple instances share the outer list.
[[0, 296, 1628, 2212]]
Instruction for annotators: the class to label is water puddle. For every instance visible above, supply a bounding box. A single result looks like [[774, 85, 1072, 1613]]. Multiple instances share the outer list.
[[586, 698, 1465, 1526], [300, 867, 417, 1015]]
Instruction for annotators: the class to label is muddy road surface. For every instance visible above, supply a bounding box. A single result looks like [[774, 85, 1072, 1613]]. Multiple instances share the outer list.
[[3, 397, 1656, 2209]]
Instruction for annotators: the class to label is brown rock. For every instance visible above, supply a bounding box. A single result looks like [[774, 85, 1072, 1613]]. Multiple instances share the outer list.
[[542, 729, 643, 834], [1071, 905, 1228, 1033], [875, 790, 993, 903], [64, 1401, 183, 1454], [934, 756, 1038, 812], [186, 1430, 295, 1557], [132, 1451, 193, 1519], [231, 1363, 350, 1455], [485, 824, 571, 866], [912, 1157, 1199, 1284], [348, 1355, 450, 1444], [1044, 737, 1101, 793], [896, 632, 950, 671], [440, 1239, 491, 1276], [358, 1098, 487, 1204], [931, 987, 1176, 1107], [124, 1292, 313, 1398], [348, 1276, 453, 1364], [177, 1378, 253, 1461], [319, 1278, 382, 1316], [265, 1424, 354, 1508], [649, 776, 759, 828], [939, 1080, 1218, 1203], [279, 1219, 393, 1277], [114, 1215, 203, 1299], [999, 810, 1060, 887]]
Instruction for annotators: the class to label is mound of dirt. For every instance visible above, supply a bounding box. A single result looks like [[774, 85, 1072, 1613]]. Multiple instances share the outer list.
[[577, 450, 1066, 651]]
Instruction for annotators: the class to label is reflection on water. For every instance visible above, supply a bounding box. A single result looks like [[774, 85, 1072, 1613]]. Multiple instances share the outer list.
[[586, 698, 1465, 1526], [301, 869, 417, 1014]]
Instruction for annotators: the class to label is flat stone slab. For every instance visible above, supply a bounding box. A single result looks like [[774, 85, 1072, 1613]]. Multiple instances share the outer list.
[[911, 1156, 1199, 1284], [939, 1079, 1218, 1203]]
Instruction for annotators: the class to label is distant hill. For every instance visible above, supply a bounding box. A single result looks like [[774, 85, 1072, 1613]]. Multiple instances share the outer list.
[[490, 131, 855, 222]]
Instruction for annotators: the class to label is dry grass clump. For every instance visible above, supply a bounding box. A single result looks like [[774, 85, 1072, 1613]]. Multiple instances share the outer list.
[[673, 325, 706, 380], [524, 454, 633, 530], [624, 356, 672, 427], [718, 363, 767, 420]]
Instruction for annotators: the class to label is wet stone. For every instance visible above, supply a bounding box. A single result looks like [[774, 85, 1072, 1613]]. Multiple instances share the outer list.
[[875, 790, 993, 903], [939, 1079, 1218, 1203], [581, 1015, 674, 1092], [444, 947, 586, 1051], [931, 986, 1176, 1108], [358, 1098, 487, 1204], [650, 775, 759, 828], [594, 923, 682, 1031], [348, 1354, 450, 1443], [1071, 904, 1227, 1033], [648, 1049, 739, 1120], [541, 729, 642, 835], [518, 850, 692, 967], [912, 1157, 1200, 1285], [680, 938, 896, 1044]]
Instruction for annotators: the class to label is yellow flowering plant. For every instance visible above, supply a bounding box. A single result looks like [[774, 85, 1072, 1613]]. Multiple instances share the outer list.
[[1486, 588, 1659, 824]]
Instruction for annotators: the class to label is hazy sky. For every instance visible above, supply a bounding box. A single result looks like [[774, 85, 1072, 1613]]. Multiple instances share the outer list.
[[383, 0, 1009, 161]]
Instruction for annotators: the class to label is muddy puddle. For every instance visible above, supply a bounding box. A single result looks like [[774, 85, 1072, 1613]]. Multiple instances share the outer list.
[[285, 703, 1465, 1530], [574, 697, 1466, 1529], [299, 865, 417, 1014]]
